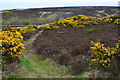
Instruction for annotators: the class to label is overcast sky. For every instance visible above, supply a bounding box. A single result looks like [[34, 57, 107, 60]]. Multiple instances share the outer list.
[[1, 0, 120, 10]]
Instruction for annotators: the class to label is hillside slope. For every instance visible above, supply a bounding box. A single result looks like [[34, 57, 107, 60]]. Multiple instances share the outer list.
[[2, 6, 119, 25]]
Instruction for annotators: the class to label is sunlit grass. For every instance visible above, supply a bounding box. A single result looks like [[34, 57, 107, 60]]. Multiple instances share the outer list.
[[7, 54, 71, 78]]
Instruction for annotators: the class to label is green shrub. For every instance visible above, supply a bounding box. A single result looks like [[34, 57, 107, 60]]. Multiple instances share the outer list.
[[86, 28, 100, 33]]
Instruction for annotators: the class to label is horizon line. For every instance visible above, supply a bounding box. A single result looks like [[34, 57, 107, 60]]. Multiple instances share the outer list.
[[1, 5, 119, 10]]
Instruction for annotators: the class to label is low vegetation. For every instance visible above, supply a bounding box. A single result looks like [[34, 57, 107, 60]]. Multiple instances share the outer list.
[[39, 15, 119, 31], [1, 14, 120, 78]]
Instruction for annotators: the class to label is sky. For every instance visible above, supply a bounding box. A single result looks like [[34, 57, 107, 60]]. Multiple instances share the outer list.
[[0, 0, 120, 10]]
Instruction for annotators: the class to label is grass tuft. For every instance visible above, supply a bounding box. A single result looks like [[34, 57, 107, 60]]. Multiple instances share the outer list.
[[86, 28, 100, 33]]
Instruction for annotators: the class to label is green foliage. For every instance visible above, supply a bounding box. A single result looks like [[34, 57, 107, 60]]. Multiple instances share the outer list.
[[86, 28, 100, 33], [20, 56, 34, 72], [73, 72, 89, 78], [17, 54, 70, 78], [2, 18, 50, 25], [2, 26, 12, 31], [26, 25, 38, 30], [8, 73, 21, 78]]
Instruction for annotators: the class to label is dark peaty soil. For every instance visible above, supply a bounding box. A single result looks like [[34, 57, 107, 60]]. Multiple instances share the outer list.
[[32, 25, 119, 74]]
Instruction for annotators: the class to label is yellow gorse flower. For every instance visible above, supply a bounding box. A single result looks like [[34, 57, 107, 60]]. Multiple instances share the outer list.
[[42, 15, 119, 30], [90, 41, 118, 67], [43, 15, 120, 30], [1, 30, 25, 66], [114, 19, 120, 25]]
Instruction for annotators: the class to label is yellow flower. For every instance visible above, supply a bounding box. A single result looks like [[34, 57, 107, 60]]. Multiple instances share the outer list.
[[108, 64, 110, 67], [91, 47, 96, 50], [89, 40, 119, 68], [104, 60, 108, 63], [92, 59, 97, 62], [108, 52, 111, 56], [94, 42, 100, 47], [2, 30, 25, 66], [107, 58, 111, 62], [102, 64, 105, 66], [100, 59, 104, 63]]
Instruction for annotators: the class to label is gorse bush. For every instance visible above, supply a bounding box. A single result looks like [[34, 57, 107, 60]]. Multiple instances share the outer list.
[[43, 15, 120, 30], [1, 25, 38, 67], [43, 25, 59, 30], [115, 37, 120, 63], [11, 27, 27, 33], [89, 39, 120, 68], [2, 25, 38, 33], [114, 19, 120, 25], [109, 16, 120, 21], [1, 31, 25, 67], [25, 25, 38, 31], [101, 17, 113, 24], [115, 37, 120, 49], [11, 25, 37, 33]]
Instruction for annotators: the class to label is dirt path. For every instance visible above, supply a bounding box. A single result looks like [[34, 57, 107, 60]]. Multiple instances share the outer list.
[[23, 30, 43, 55], [17, 30, 71, 78]]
